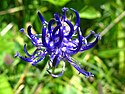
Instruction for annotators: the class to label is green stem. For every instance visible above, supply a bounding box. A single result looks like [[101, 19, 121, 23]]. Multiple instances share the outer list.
[[101, 11, 125, 36]]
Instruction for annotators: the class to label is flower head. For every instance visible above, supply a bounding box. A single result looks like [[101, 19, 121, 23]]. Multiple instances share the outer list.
[[15, 7, 101, 78]]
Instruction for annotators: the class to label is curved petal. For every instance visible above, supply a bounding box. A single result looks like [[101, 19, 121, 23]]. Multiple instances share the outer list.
[[31, 52, 46, 66], [65, 55, 94, 78], [70, 8, 80, 30], [19, 27, 42, 47], [30, 49, 47, 65], [47, 60, 65, 77], [42, 25, 48, 47], [52, 24, 63, 47], [27, 25, 32, 36], [20, 28, 25, 32], [31, 48, 42, 56], [47, 69, 64, 78], [48, 19, 55, 34], [14, 52, 20, 58], [19, 56, 33, 62], [80, 33, 101, 51], [24, 44, 31, 57], [27, 26, 39, 46], [85, 30, 95, 39], [38, 11, 47, 25], [15, 50, 47, 65], [52, 25, 61, 38], [64, 19, 74, 39], [69, 28, 82, 54], [62, 7, 69, 16], [15, 52, 33, 62], [49, 49, 62, 67], [19, 28, 31, 40], [55, 28, 63, 47], [54, 13, 61, 25], [52, 54, 62, 67]]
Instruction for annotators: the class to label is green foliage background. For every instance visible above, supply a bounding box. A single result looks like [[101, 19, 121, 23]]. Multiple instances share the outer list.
[[0, 0, 125, 94]]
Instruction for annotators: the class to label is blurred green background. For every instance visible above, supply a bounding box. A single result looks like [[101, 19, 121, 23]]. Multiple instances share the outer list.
[[0, 0, 125, 94]]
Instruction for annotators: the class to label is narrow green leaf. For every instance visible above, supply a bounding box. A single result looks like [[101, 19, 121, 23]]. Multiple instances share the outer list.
[[44, 0, 70, 6], [0, 75, 13, 94], [98, 48, 125, 58], [79, 6, 101, 19]]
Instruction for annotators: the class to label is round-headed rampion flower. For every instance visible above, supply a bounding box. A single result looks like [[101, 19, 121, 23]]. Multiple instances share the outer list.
[[15, 7, 101, 78]]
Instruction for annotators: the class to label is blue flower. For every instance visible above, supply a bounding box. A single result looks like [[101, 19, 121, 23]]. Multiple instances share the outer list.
[[15, 7, 101, 78]]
